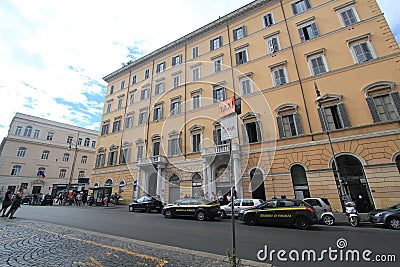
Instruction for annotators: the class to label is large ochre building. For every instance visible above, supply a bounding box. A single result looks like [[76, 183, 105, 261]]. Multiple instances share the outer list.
[[91, 0, 400, 212]]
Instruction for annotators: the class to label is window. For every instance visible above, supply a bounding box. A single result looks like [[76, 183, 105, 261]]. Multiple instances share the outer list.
[[78, 170, 85, 178], [81, 156, 88, 164], [170, 100, 180, 116], [84, 138, 90, 147], [59, 169, 66, 178], [37, 167, 46, 177], [108, 150, 117, 166], [153, 105, 163, 121], [192, 93, 201, 110], [132, 75, 137, 84], [101, 121, 109, 136], [172, 55, 182, 66], [138, 109, 147, 125], [266, 36, 280, 54], [213, 124, 228, 145], [271, 67, 288, 86], [91, 141, 96, 148], [46, 132, 54, 140], [106, 101, 112, 113], [136, 144, 144, 160], [67, 136, 73, 144], [120, 80, 125, 90], [308, 55, 328, 76], [78, 138, 82, 145], [213, 87, 226, 103], [168, 137, 181, 156], [338, 6, 359, 27], [24, 126, 32, 137], [33, 130, 40, 139], [63, 153, 70, 162], [156, 61, 166, 73], [11, 165, 21, 176], [233, 26, 246, 41], [112, 118, 121, 132], [298, 22, 320, 42], [192, 67, 200, 81], [140, 87, 149, 100], [240, 77, 253, 95], [109, 85, 114, 95], [292, 0, 311, 15], [152, 141, 160, 156], [317, 94, 351, 131], [210, 36, 222, 51], [117, 96, 124, 109], [144, 69, 150, 79], [155, 82, 164, 95], [95, 153, 105, 168], [276, 104, 304, 138], [129, 91, 135, 105], [17, 147, 26, 157], [366, 89, 400, 123], [125, 114, 134, 129], [120, 148, 130, 164], [173, 74, 180, 88], [214, 58, 222, 73], [235, 48, 248, 65], [192, 46, 199, 59], [191, 133, 201, 153], [350, 41, 375, 63], [242, 113, 261, 143], [15, 126, 22, 135], [263, 13, 274, 27], [41, 150, 49, 160]]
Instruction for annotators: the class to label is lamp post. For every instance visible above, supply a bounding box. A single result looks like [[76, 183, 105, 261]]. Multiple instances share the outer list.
[[67, 133, 80, 191], [314, 83, 349, 207]]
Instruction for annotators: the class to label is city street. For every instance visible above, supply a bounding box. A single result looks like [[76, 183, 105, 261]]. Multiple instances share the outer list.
[[1, 204, 398, 266]]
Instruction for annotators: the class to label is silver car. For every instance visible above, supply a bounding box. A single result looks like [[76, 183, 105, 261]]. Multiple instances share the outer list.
[[219, 199, 264, 218]]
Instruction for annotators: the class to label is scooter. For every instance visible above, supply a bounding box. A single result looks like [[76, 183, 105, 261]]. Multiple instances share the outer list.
[[345, 201, 361, 227]]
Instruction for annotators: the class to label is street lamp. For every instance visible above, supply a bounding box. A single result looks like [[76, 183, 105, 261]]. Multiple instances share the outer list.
[[67, 133, 80, 191], [314, 83, 349, 207]]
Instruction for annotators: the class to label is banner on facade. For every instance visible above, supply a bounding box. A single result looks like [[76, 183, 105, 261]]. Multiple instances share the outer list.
[[221, 114, 238, 141]]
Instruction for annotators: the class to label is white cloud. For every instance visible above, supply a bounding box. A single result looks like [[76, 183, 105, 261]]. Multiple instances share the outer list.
[[0, 0, 398, 140]]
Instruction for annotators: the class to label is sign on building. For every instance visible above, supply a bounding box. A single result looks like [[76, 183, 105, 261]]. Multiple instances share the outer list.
[[221, 114, 238, 141]]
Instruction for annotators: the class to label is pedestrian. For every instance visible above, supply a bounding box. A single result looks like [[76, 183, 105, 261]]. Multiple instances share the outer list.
[[1, 189, 13, 217], [6, 188, 24, 219]]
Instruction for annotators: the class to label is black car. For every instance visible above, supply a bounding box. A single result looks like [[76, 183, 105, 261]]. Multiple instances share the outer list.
[[21, 194, 35, 205], [40, 194, 54, 206], [162, 198, 220, 221], [129, 196, 163, 213], [238, 199, 318, 230], [369, 203, 400, 230]]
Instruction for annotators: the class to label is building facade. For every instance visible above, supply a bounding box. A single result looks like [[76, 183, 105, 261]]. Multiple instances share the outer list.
[[92, 0, 400, 212], [0, 113, 98, 197]]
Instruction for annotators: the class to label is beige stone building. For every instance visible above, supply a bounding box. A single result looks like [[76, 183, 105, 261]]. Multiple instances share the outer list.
[[0, 113, 98, 197], [92, 0, 400, 212]]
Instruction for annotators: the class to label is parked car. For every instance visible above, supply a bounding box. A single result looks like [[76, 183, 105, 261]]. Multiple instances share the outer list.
[[303, 197, 335, 226], [238, 198, 318, 230], [162, 198, 220, 221], [21, 194, 35, 205], [219, 199, 264, 218], [40, 194, 54, 206], [369, 203, 400, 230], [129, 196, 163, 213]]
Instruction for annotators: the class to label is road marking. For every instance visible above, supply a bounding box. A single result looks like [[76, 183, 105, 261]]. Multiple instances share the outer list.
[[17, 224, 169, 267]]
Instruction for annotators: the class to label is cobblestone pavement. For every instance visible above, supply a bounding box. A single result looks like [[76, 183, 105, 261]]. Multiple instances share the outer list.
[[0, 218, 267, 267]]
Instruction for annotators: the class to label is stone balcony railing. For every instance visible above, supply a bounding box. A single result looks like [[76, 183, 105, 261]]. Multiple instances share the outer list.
[[202, 143, 239, 157], [138, 155, 167, 166]]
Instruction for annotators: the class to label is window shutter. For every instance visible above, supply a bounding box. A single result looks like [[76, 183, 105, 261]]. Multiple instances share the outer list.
[[242, 25, 247, 37], [255, 121, 262, 142], [241, 124, 249, 143], [277, 117, 284, 138], [213, 89, 217, 103], [179, 55, 182, 64], [213, 129, 218, 145], [210, 40, 213, 51], [233, 29, 237, 41], [366, 97, 381, 123], [298, 28, 305, 42], [338, 103, 351, 128], [219, 36, 222, 47], [318, 108, 327, 132], [178, 137, 182, 155], [311, 23, 320, 37], [168, 140, 171, 156], [126, 149, 130, 163], [236, 52, 240, 65], [222, 87, 226, 100], [390, 92, 400, 115], [305, 0, 311, 9], [294, 112, 304, 135], [292, 3, 298, 15]]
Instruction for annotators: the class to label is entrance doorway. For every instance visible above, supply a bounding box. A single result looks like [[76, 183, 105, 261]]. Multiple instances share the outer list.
[[32, 186, 41, 195], [333, 155, 374, 212], [148, 173, 157, 197], [290, 164, 310, 199], [169, 175, 180, 203], [250, 168, 266, 200]]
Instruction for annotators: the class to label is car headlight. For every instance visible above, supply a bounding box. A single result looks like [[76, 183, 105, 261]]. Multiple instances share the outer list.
[[375, 212, 383, 217], [239, 210, 244, 214]]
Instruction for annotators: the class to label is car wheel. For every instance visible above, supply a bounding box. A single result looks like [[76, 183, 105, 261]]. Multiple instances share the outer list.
[[295, 216, 310, 230], [129, 206, 134, 212], [322, 214, 335, 226], [145, 206, 151, 213], [244, 214, 257, 226], [387, 217, 400, 230], [164, 209, 173, 218], [219, 210, 226, 219], [349, 216, 359, 227], [196, 211, 206, 221]]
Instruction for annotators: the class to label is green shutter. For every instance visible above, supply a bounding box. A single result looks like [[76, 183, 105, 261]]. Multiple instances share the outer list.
[[277, 117, 284, 138], [318, 108, 327, 132], [294, 112, 304, 135], [338, 103, 351, 128], [366, 97, 381, 123]]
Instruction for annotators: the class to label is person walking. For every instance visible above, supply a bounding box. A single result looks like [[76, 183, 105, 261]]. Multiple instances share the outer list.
[[6, 188, 24, 219], [1, 189, 13, 217]]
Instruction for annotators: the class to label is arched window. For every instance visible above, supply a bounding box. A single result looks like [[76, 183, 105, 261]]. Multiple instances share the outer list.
[[290, 164, 310, 199], [192, 173, 202, 198], [105, 178, 113, 186], [250, 168, 266, 200], [169, 175, 180, 203], [396, 154, 400, 174]]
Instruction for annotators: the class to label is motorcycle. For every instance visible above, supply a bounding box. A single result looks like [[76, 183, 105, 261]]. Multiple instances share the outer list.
[[345, 201, 361, 227]]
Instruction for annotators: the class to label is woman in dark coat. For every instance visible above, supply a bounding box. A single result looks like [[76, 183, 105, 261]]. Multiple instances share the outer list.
[[6, 188, 24, 219]]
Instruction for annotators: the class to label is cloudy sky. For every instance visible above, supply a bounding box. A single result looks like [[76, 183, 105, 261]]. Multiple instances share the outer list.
[[0, 0, 398, 140]]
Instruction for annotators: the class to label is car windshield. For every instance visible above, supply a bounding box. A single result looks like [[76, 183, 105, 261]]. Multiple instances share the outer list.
[[390, 203, 400, 209]]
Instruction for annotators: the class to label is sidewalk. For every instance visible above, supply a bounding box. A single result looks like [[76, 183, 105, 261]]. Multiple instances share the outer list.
[[332, 213, 370, 225]]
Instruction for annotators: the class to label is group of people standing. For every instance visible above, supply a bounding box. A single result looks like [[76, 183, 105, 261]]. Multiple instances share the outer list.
[[1, 188, 24, 219]]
